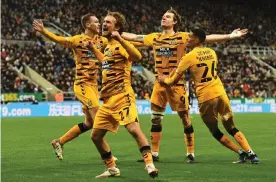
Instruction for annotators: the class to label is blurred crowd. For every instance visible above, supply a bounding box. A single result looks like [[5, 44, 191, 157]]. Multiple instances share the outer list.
[[1, 0, 275, 100], [2, 42, 275, 99], [1, 0, 276, 47]]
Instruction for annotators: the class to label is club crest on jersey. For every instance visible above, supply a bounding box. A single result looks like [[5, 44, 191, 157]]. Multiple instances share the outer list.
[[96, 43, 101, 49], [106, 50, 113, 57], [169, 39, 177, 45]]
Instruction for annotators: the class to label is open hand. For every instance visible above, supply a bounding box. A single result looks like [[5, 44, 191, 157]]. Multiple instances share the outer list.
[[230, 28, 248, 39], [32, 20, 45, 32]]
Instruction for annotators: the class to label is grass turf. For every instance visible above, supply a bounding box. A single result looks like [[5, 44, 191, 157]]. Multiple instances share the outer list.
[[1, 113, 276, 182]]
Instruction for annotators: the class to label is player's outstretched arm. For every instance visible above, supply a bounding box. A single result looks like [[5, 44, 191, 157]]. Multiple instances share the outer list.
[[112, 31, 142, 61], [33, 20, 68, 45], [121, 32, 146, 43], [205, 28, 248, 43]]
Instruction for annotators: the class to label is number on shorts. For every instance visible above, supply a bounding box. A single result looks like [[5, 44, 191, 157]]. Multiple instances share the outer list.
[[196, 61, 217, 83], [119, 107, 130, 121]]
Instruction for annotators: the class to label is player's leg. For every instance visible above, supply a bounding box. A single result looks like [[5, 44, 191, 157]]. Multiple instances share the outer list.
[[125, 121, 158, 178], [149, 103, 165, 161], [218, 95, 259, 164], [168, 85, 195, 163], [51, 84, 99, 160], [51, 107, 96, 160], [177, 110, 195, 163], [91, 106, 120, 178], [116, 90, 158, 178], [199, 98, 243, 155], [139, 82, 166, 162]]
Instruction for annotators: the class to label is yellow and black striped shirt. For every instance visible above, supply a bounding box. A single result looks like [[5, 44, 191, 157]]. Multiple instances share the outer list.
[[100, 39, 135, 98], [65, 34, 108, 86], [144, 32, 189, 85]]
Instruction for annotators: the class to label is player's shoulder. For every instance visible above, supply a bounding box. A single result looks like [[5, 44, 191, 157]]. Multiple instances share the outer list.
[[204, 47, 216, 54], [177, 32, 189, 37], [68, 34, 82, 41], [99, 36, 108, 42], [146, 32, 161, 37]]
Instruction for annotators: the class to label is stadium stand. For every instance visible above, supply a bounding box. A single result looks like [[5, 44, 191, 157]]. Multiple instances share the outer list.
[[1, 0, 275, 101]]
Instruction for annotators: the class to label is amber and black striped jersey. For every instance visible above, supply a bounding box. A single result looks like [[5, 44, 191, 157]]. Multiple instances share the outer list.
[[65, 34, 108, 86], [174, 47, 226, 103], [100, 39, 135, 98], [144, 32, 189, 85]]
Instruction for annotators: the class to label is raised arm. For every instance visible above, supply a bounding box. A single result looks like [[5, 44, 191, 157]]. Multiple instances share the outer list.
[[121, 32, 146, 43], [112, 31, 142, 61], [33, 20, 68, 45], [205, 28, 248, 43]]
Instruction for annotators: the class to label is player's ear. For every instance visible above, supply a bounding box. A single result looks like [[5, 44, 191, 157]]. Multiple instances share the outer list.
[[195, 37, 200, 44], [85, 22, 90, 28], [115, 26, 120, 31]]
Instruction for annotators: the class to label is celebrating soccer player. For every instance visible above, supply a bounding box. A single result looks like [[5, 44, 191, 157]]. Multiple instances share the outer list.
[[159, 28, 259, 164], [89, 12, 158, 178], [122, 8, 248, 163], [33, 14, 118, 161]]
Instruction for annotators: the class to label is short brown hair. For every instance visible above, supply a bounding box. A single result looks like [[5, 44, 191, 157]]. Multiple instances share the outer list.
[[81, 13, 95, 29], [166, 8, 181, 32], [107, 12, 126, 34]]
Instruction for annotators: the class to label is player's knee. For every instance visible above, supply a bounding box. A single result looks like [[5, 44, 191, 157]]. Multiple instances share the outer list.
[[125, 122, 139, 138], [212, 129, 224, 141], [78, 123, 91, 133], [91, 131, 101, 143], [151, 111, 164, 124], [178, 111, 191, 127], [228, 127, 239, 137]]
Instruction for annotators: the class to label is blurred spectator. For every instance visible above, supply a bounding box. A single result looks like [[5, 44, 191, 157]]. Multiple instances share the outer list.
[[1, 0, 275, 46]]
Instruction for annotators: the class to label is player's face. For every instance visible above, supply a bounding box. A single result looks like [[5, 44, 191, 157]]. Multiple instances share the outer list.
[[186, 33, 199, 48], [86, 16, 100, 34], [161, 12, 176, 29], [102, 15, 117, 36]]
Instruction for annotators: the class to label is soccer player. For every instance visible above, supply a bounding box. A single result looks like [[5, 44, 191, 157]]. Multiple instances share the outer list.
[[89, 12, 158, 178], [33, 13, 112, 161], [122, 8, 248, 163], [159, 28, 259, 164]]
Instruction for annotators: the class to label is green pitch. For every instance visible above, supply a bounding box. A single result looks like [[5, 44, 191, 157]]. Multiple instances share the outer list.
[[2, 114, 276, 182]]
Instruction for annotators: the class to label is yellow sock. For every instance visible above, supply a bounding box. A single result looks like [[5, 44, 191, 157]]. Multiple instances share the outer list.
[[151, 132, 162, 152], [104, 157, 116, 168], [184, 133, 194, 153], [59, 125, 81, 145], [234, 131, 251, 151], [142, 151, 153, 165], [184, 125, 194, 154], [219, 135, 240, 153]]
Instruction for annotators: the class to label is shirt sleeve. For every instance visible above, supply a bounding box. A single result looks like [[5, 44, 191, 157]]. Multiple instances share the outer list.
[[176, 52, 192, 75], [143, 33, 157, 46]]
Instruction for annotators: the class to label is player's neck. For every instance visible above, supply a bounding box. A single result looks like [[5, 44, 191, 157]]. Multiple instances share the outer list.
[[108, 37, 117, 43], [193, 44, 203, 49], [84, 30, 97, 39], [162, 28, 175, 35]]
